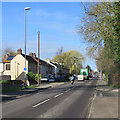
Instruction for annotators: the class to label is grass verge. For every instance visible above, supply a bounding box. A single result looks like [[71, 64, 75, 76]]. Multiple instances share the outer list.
[[109, 84, 120, 88], [2, 85, 39, 93]]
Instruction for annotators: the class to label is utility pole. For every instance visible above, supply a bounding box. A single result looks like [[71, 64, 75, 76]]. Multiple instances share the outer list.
[[38, 31, 40, 86]]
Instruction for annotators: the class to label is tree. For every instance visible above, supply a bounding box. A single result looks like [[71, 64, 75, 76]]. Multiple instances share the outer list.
[[78, 2, 120, 86], [86, 65, 92, 73], [2, 48, 17, 61], [53, 50, 85, 74], [112, 2, 120, 65], [56, 47, 64, 55], [78, 2, 114, 56]]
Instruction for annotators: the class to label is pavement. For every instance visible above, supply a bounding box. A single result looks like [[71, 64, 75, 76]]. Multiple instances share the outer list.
[[89, 78, 119, 119], [0, 82, 65, 102]]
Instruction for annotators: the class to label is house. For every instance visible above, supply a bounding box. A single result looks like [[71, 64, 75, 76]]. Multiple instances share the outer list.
[[2, 48, 69, 83], [1, 55, 16, 80], [45, 59, 70, 78], [10, 49, 55, 82], [10, 49, 37, 81], [29, 53, 55, 78], [2, 54, 15, 76], [45, 59, 59, 78], [0, 62, 3, 75]]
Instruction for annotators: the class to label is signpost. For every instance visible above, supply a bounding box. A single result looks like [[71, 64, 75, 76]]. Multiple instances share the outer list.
[[24, 68, 27, 73]]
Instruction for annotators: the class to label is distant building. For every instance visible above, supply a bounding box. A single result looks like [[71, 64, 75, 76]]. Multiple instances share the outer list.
[[45, 59, 59, 78], [45, 58, 69, 77]]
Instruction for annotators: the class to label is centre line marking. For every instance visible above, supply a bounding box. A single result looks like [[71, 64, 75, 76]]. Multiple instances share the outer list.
[[33, 99, 50, 108], [54, 93, 63, 98], [65, 89, 71, 92]]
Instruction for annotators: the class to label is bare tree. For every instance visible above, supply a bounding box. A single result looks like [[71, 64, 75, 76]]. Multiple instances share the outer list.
[[56, 47, 64, 55], [2, 48, 17, 61]]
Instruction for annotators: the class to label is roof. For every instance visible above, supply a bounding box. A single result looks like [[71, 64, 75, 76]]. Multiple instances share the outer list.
[[50, 61, 59, 67], [7, 56, 15, 61], [21, 54, 37, 64], [3, 55, 15, 63], [33, 57, 54, 68], [22, 54, 54, 67]]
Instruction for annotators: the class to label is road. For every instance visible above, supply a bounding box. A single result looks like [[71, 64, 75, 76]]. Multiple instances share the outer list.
[[2, 78, 97, 119]]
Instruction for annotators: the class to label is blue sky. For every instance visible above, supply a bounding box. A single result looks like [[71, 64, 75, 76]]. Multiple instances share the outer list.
[[2, 2, 97, 70]]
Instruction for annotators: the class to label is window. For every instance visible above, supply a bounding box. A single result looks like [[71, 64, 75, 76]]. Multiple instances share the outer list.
[[6, 64, 10, 70], [83, 71, 86, 75]]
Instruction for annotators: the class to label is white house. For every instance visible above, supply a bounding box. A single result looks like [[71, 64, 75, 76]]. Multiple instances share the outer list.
[[45, 59, 59, 78], [10, 49, 55, 81], [0, 62, 3, 75], [2, 54, 15, 76]]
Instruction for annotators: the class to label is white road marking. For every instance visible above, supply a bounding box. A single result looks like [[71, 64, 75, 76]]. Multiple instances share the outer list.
[[54, 93, 63, 98], [33, 99, 50, 108], [65, 89, 71, 92]]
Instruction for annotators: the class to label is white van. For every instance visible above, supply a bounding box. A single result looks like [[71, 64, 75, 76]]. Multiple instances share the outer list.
[[77, 75, 84, 81]]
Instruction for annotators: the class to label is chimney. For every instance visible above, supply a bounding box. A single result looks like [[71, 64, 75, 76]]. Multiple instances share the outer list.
[[17, 48, 22, 55], [29, 52, 33, 57], [33, 53, 36, 58]]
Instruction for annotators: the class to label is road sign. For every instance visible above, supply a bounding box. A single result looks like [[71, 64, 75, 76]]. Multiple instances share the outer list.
[[24, 68, 27, 71]]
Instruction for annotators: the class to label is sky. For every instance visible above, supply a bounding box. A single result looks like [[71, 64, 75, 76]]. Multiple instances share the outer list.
[[2, 2, 97, 70]]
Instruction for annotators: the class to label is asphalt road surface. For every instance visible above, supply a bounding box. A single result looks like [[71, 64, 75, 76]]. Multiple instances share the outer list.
[[2, 78, 97, 119]]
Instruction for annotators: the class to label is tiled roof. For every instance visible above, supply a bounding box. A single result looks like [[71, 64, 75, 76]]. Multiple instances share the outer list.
[[3, 55, 15, 63], [6, 56, 15, 61]]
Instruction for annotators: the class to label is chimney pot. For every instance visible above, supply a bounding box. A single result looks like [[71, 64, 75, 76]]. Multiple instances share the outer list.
[[17, 48, 22, 55], [29, 52, 33, 57], [33, 53, 36, 58]]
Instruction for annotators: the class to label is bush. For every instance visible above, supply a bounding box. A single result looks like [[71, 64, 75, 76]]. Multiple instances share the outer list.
[[27, 72, 36, 80], [35, 74, 41, 80], [0, 80, 8, 84], [27, 72, 41, 80]]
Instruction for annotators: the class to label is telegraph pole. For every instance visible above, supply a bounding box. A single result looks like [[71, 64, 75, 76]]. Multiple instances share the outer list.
[[38, 31, 40, 86]]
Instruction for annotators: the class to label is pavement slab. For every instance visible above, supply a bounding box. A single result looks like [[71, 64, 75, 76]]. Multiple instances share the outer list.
[[91, 96, 118, 118], [89, 79, 119, 119]]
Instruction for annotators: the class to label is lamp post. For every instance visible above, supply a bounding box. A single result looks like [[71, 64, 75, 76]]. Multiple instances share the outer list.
[[15, 61, 16, 80], [24, 7, 30, 88]]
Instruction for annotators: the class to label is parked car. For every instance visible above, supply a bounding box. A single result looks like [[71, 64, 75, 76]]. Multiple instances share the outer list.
[[47, 74, 55, 82], [49, 76, 55, 82]]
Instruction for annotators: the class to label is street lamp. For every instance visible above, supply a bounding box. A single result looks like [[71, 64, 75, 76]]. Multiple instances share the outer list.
[[24, 7, 30, 88]]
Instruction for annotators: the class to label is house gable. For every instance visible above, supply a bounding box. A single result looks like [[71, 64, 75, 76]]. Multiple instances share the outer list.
[[11, 54, 29, 80]]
